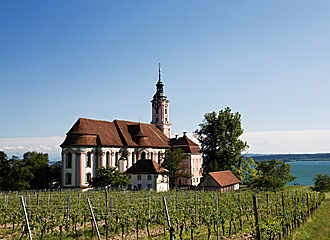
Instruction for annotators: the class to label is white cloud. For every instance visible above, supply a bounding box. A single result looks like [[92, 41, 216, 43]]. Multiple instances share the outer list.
[[0, 136, 64, 161], [241, 130, 330, 154]]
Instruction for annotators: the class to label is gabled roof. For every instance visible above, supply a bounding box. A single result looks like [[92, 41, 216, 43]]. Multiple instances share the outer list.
[[126, 160, 168, 174], [202, 170, 240, 187], [169, 133, 200, 153], [61, 118, 170, 148]]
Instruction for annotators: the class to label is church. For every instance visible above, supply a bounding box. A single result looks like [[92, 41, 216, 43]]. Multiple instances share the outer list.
[[60, 66, 203, 189]]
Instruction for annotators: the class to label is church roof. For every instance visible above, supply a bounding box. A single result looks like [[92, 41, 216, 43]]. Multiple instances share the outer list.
[[61, 118, 170, 148], [169, 133, 200, 153], [126, 160, 168, 174]]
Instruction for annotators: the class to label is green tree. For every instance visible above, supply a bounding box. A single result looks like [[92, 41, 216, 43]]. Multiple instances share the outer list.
[[311, 173, 330, 192], [162, 148, 190, 188], [247, 159, 296, 190], [89, 166, 131, 188], [23, 151, 51, 189], [232, 157, 257, 182], [194, 107, 248, 174], [49, 161, 62, 188]]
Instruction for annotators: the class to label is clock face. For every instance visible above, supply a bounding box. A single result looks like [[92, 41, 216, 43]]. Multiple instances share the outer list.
[[152, 100, 160, 109]]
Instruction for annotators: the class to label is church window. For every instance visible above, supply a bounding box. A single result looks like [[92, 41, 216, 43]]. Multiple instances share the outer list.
[[106, 152, 110, 166], [86, 152, 91, 167], [115, 152, 119, 167], [86, 173, 91, 183], [165, 109, 167, 114], [158, 152, 161, 163], [165, 118, 167, 121], [148, 175, 152, 180], [156, 108, 159, 114], [66, 152, 72, 169], [137, 175, 141, 180], [141, 152, 146, 159], [150, 152, 153, 160], [65, 173, 72, 185], [156, 117, 158, 122]]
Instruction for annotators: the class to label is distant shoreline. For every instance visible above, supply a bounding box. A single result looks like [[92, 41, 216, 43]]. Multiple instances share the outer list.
[[247, 153, 330, 162]]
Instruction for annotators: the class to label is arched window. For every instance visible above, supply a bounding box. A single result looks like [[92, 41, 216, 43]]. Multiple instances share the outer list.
[[106, 152, 110, 166], [86, 152, 91, 167], [66, 152, 72, 169], [65, 173, 72, 185], [141, 152, 146, 160]]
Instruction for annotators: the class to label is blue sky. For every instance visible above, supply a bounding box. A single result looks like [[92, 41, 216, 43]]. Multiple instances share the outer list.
[[1, 1, 330, 160]]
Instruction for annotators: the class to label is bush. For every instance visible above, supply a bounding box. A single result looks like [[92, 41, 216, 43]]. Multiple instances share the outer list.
[[311, 173, 330, 192]]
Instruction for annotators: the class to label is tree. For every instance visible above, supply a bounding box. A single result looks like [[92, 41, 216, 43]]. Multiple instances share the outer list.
[[23, 151, 51, 189], [89, 166, 131, 188], [161, 148, 190, 188], [311, 174, 330, 192], [194, 107, 248, 174], [232, 157, 258, 182], [247, 159, 296, 190]]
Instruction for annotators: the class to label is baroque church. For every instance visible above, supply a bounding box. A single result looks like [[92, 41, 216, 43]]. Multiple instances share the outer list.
[[61, 66, 203, 189]]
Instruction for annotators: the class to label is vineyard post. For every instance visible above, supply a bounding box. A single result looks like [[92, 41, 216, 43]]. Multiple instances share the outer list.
[[148, 196, 151, 219], [194, 195, 197, 222], [110, 196, 113, 217], [48, 193, 50, 208], [105, 189, 109, 240], [306, 193, 310, 217], [216, 195, 219, 240], [162, 196, 174, 240], [294, 195, 297, 228], [238, 194, 243, 231], [87, 198, 101, 240], [282, 193, 287, 238], [302, 194, 305, 222], [252, 194, 261, 240], [21, 196, 32, 240], [67, 195, 70, 220]]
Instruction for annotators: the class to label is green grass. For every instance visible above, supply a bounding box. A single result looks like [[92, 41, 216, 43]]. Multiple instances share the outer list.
[[289, 192, 330, 240]]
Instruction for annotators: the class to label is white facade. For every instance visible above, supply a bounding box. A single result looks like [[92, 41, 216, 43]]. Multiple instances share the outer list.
[[130, 174, 169, 192], [62, 146, 166, 188]]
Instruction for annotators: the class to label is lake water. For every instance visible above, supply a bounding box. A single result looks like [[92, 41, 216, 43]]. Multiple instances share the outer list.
[[287, 161, 330, 186]]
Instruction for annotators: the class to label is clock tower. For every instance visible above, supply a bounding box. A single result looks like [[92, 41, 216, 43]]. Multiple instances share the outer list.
[[151, 64, 171, 138]]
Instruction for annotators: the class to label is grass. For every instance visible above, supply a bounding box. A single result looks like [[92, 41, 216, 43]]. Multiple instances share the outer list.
[[289, 192, 330, 240]]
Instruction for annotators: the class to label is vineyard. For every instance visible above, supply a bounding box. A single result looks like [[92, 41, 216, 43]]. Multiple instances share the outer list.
[[0, 188, 324, 239]]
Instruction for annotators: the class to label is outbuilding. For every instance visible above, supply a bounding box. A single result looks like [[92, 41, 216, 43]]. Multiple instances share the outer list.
[[198, 170, 240, 192], [126, 160, 169, 192]]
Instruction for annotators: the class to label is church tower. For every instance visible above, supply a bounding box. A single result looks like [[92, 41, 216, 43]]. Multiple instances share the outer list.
[[151, 64, 171, 138]]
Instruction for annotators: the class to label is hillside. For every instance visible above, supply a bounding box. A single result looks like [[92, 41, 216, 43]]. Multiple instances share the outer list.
[[248, 153, 330, 162]]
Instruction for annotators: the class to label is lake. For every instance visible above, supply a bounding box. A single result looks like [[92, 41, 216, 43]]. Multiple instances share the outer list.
[[287, 161, 330, 186]]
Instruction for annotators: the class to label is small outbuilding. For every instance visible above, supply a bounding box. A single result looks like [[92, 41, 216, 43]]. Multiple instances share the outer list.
[[126, 160, 169, 192], [198, 170, 240, 192]]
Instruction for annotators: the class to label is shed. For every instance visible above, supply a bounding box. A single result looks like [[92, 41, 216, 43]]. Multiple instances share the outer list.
[[198, 170, 240, 192]]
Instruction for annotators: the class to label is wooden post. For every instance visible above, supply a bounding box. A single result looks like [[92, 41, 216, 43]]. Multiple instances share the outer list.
[[21, 196, 32, 240], [252, 194, 261, 240]]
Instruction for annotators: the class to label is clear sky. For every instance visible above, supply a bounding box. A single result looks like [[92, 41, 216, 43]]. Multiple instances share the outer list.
[[1, 1, 330, 161]]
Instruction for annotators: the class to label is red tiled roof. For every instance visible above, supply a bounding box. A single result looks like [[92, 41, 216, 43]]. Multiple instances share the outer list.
[[61, 118, 170, 148], [208, 170, 240, 187], [169, 134, 200, 153], [126, 160, 168, 174]]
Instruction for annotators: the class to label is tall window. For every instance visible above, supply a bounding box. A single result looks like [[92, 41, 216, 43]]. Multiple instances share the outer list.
[[137, 175, 141, 180], [115, 152, 119, 167], [86, 173, 91, 183], [158, 152, 161, 164], [141, 152, 146, 159], [165, 109, 167, 114], [86, 152, 91, 167], [156, 108, 159, 114], [66, 152, 72, 169], [106, 152, 110, 166], [65, 173, 72, 185], [148, 175, 152, 181], [150, 152, 153, 160]]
